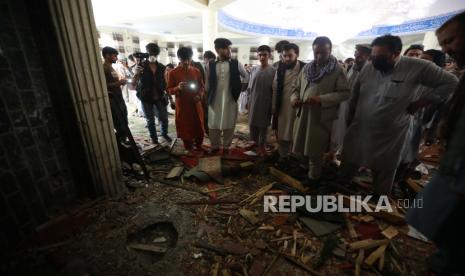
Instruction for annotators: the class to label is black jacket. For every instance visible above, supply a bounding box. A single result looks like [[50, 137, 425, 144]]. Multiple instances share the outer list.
[[136, 61, 166, 103]]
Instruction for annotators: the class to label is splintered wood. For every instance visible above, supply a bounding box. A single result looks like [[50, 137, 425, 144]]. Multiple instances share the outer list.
[[337, 193, 405, 225], [365, 243, 388, 266], [349, 239, 389, 252], [381, 226, 399, 240], [239, 184, 273, 205], [269, 167, 308, 193], [239, 209, 260, 225]]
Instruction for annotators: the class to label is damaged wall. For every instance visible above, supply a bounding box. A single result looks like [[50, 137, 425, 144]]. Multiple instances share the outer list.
[[0, 0, 93, 248]]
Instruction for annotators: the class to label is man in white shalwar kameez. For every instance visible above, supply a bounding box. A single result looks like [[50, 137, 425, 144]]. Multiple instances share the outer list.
[[205, 38, 249, 155], [291, 36, 350, 182], [340, 35, 458, 196], [272, 43, 305, 160], [329, 44, 371, 158]]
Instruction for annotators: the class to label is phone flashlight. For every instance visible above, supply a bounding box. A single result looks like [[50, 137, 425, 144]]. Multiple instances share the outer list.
[[189, 82, 197, 90]]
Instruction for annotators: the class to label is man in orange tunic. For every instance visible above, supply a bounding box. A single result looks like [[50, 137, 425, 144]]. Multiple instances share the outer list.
[[167, 47, 205, 151]]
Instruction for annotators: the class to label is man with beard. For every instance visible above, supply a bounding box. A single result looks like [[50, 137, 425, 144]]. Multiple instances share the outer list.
[[273, 40, 290, 69], [340, 34, 457, 196], [407, 11, 465, 275], [205, 38, 249, 155], [329, 44, 371, 161], [272, 43, 305, 162], [291, 36, 350, 184]]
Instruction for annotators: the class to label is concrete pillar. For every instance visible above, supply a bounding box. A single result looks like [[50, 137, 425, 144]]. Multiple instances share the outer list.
[[47, 0, 124, 196], [202, 10, 218, 53], [423, 31, 440, 50]]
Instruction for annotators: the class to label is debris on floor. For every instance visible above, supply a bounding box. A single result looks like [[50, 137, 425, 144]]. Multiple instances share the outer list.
[[2, 134, 438, 275]]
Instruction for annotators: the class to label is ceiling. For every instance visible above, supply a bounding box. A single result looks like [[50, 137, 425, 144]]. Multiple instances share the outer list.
[[91, 0, 465, 44]]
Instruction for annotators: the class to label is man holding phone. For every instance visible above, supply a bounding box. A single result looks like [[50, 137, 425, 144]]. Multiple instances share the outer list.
[[167, 47, 205, 151]]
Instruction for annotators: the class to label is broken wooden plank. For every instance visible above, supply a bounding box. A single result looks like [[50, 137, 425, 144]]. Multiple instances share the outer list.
[[381, 226, 399, 240], [365, 243, 388, 266], [378, 249, 386, 271], [239, 184, 273, 205], [355, 249, 365, 276], [406, 178, 423, 193], [269, 167, 308, 193], [360, 215, 375, 223], [128, 243, 167, 253], [240, 161, 255, 170], [165, 166, 184, 180], [338, 193, 405, 225], [169, 137, 178, 153], [239, 209, 260, 225], [348, 239, 389, 252], [258, 225, 275, 231], [270, 234, 303, 242]]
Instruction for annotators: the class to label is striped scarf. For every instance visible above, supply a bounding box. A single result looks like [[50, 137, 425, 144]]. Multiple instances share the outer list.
[[304, 55, 338, 83]]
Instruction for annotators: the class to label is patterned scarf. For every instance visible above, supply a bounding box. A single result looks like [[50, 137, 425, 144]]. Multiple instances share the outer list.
[[304, 55, 338, 83]]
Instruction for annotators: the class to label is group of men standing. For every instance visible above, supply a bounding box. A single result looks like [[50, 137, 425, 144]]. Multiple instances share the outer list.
[[102, 28, 458, 198], [101, 11, 465, 273]]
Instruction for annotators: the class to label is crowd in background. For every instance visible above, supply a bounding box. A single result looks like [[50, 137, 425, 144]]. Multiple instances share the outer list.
[[101, 11, 465, 274]]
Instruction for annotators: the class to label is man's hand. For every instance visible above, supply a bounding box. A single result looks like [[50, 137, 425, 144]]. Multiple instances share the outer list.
[[178, 82, 189, 92], [305, 96, 322, 106], [118, 79, 127, 86], [407, 99, 429, 115], [134, 65, 144, 75], [292, 99, 303, 108]]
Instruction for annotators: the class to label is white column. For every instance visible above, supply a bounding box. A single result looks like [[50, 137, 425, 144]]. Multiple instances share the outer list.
[[202, 10, 218, 53], [423, 31, 440, 50]]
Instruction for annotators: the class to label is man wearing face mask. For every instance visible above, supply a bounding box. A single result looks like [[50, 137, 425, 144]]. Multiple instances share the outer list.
[[291, 36, 350, 185], [133, 43, 172, 145], [272, 43, 305, 163], [340, 34, 458, 196], [102, 46, 128, 143]]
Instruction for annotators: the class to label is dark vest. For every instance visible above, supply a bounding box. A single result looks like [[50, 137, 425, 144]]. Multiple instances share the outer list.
[[208, 59, 241, 105]]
